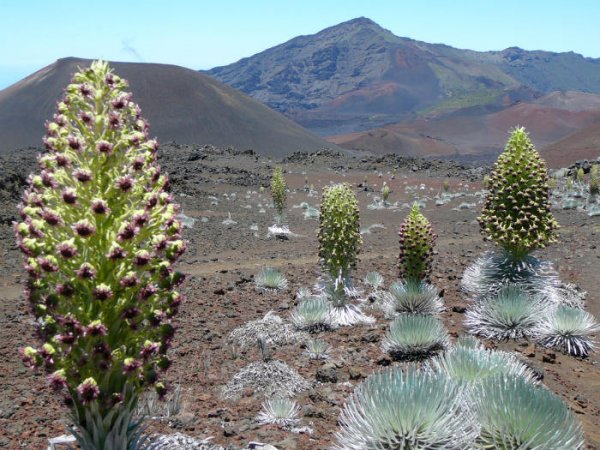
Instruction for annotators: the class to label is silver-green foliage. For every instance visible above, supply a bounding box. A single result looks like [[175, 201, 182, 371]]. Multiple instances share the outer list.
[[381, 280, 442, 316], [257, 396, 300, 427], [304, 338, 330, 360], [255, 267, 288, 292], [428, 345, 538, 386], [382, 314, 449, 360], [364, 271, 385, 291], [473, 375, 584, 449], [461, 251, 559, 300], [334, 367, 477, 450], [465, 285, 544, 340], [291, 296, 333, 332], [537, 306, 600, 357]]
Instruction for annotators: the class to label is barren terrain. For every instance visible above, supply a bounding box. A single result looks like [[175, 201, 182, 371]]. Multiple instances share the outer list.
[[0, 145, 598, 449]]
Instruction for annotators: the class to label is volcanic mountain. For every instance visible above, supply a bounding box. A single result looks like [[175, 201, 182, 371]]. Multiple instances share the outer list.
[[208, 17, 600, 138], [0, 57, 339, 157]]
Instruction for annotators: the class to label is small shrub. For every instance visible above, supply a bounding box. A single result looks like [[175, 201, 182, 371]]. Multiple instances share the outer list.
[[465, 285, 544, 340], [398, 203, 436, 282], [478, 127, 558, 261], [291, 297, 333, 332], [257, 396, 300, 427], [304, 338, 330, 360], [536, 305, 600, 357], [382, 315, 449, 360], [334, 367, 477, 450], [461, 251, 560, 299], [381, 280, 442, 316], [428, 345, 538, 385], [473, 375, 584, 449], [255, 267, 288, 292], [363, 271, 384, 291]]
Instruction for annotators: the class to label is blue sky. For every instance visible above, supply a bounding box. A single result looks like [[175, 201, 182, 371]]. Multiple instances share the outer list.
[[1, 0, 599, 89]]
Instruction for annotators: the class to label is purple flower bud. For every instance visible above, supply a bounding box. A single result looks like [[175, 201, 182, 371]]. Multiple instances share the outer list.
[[42, 209, 62, 226], [111, 96, 127, 109], [132, 211, 149, 227], [105, 73, 115, 86], [132, 157, 145, 171], [55, 333, 76, 345], [62, 188, 77, 204], [139, 284, 157, 300], [96, 140, 113, 154], [109, 111, 121, 128], [76, 378, 100, 404], [43, 137, 56, 151], [134, 250, 151, 266], [115, 175, 133, 192], [145, 194, 158, 209], [41, 171, 57, 188], [93, 342, 111, 358], [123, 358, 141, 374], [73, 169, 92, 183], [37, 256, 59, 272], [79, 84, 93, 97], [73, 220, 96, 237], [117, 223, 137, 241], [55, 154, 71, 167], [140, 341, 159, 359], [48, 370, 68, 391], [107, 243, 126, 259], [57, 241, 78, 258], [91, 199, 110, 214], [85, 321, 108, 337], [79, 111, 92, 124], [56, 283, 74, 297], [67, 135, 82, 151], [122, 307, 140, 319], [76, 262, 96, 279], [119, 273, 138, 289], [149, 309, 165, 326], [93, 284, 113, 300]]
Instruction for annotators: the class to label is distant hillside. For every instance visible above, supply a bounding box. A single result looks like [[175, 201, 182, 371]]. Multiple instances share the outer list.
[[328, 91, 600, 163], [0, 57, 339, 157], [542, 122, 600, 167], [208, 17, 600, 137]]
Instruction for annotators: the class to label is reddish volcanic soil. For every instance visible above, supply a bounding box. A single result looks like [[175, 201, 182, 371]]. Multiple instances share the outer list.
[[0, 146, 599, 449]]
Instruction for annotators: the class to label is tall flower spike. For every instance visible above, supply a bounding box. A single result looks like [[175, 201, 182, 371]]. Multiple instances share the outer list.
[[15, 60, 184, 448], [478, 127, 558, 260], [318, 183, 362, 282], [398, 203, 436, 282], [270, 166, 287, 224]]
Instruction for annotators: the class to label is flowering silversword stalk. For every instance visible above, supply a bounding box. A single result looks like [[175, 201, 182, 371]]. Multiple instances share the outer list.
[[318, 183, 362, 283], [398, 203, 436, 282], [478, 127, 558, 261], [16, 60, 185, 446], [270, 166, 287, 224]]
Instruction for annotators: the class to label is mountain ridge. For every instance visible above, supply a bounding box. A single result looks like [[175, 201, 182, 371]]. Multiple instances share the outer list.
[[207, 17, 600, 137]]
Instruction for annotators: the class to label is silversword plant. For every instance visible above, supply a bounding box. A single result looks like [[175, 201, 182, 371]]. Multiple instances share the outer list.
[[398, 203, 436, 282], [318, 183, 362, 285], [16, 61, 184, 447], [270, 167, 287, 224], [478, 127, 558, 261]]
